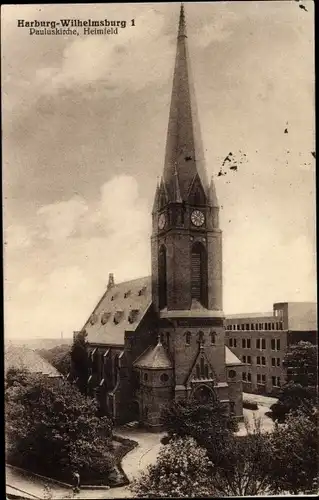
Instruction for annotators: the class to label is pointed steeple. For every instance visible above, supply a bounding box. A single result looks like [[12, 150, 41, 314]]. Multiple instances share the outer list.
[[173, 164, 182, 203], [163, 4, 209, 203]]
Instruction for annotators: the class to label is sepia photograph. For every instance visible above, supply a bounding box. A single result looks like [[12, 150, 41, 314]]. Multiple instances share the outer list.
[[2, 1, 317, 498]]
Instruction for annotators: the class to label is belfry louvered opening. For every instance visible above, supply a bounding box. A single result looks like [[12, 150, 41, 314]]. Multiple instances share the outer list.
[[191, 242, 208, 307], [158, 245, 167, 309]]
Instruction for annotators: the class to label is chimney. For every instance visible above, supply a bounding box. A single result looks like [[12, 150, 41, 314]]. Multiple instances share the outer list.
[[107, 273, 115, 290]]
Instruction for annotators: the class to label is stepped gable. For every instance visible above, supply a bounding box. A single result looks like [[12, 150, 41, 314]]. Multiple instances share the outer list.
[[82, 275, 152, 346]]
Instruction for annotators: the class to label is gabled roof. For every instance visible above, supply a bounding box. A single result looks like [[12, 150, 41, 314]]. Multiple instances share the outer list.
[[5, 344, 61, 377], [82, 276, 152, 346], [134, 341, 172, 370], [225, 346, 242, 366]]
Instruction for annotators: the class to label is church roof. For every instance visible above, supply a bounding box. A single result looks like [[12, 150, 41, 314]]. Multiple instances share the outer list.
[[163, 4, 210, 202], [82, 275, 152, 346], [133, 341, 173, 370], [5, 344, 61, 377], [225, 346, 242, 366]]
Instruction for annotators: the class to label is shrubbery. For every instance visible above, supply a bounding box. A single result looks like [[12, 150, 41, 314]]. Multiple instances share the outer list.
[[5, 367, 114, 484]]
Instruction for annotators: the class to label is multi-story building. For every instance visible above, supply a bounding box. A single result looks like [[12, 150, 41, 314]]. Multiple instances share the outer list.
[[225, 302, 317, 395]]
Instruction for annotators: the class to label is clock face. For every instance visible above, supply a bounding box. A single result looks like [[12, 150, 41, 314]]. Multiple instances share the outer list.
[[191, 210, 205, 227], [158, 213, 166, 230]]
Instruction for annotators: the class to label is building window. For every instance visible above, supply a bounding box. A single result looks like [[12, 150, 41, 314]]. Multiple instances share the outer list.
[[242, 372, 247, 381], [191, 242, 208, 307], [271, 357, 276, 367], [251, 323, 255, 331], [277, 358, 281, 367], [242, 355, 246, 363], [257, 374, 266, 385], [262, 339, 266, 350], [271, 323, 275, 330], [160, 373, 169, 382], [256, 339, 261, 349], [265, 323, 268, 331], [257, 356, 261, 365], [272, 339, 280, 351], [158, 245, 167, 309], [276, 322, 279, 330], [210, 331, 216, 345], [204, 365, 209, 378], [247, 372, 252, 382], [279, 322, 283, 330], [272, 376, 280, 387], [234, 339, 237, 347], [247, 355, 251, 364], [262, 356, 266, 366], [229, 369, 236, 379], [247, 339, 251, 349], [242, 339, 246, 348], [246, 324, 250, 330], [185, 331, 191, 346], [241, 324, 245, 331], [144, 372, 148, 382], [229, 338, 233, 347], [237, 325, 240, 331], [196, 364, 200, 379]]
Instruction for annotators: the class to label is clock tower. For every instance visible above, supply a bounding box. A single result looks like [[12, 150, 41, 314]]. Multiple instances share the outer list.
[[151, 5, 228, 404], [151, 5, 222, 315]]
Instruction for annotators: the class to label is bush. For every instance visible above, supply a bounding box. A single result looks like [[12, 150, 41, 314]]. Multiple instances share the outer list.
[[5, 368, 114, 484], [131, 436, 214, 497], [270, 383, 317, 422], [243, 400, 258, 410], [269, 409, 319, 494]]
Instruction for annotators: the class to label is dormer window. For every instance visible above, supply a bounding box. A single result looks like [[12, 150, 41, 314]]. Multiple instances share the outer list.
[[101, 312, 111, 325], [128, 309, 140, 324], [114, 310, 124, 324], [138, 286, 147, 296], [89, 314, 98, 325]]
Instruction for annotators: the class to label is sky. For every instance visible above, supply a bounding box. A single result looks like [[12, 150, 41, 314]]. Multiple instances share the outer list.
[[2, 1, 316, 340]]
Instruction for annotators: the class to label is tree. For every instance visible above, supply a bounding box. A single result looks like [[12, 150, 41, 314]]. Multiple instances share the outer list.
[[209, 416, 275, 496], [131, 436, 214, 498], [161, 399, 237, 469], [270, 342, 318, 422], [5, 368, 114, 483], [70, 331, 89, 394], [269, 409, 319, 494], [37, 345, 71, 376], [284, 341, 317, 387]]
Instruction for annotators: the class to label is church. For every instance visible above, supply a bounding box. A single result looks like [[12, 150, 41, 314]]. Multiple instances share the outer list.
[[72, 5, 243, 430]]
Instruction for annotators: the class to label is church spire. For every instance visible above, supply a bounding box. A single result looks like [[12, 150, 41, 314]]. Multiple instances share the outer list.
[[163, 4, 209, 203]]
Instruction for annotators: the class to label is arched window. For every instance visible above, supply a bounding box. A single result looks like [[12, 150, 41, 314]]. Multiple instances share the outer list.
[[158, 245, 167, 309], [191, 242, 208, 307], [210, 331, 216, 345]]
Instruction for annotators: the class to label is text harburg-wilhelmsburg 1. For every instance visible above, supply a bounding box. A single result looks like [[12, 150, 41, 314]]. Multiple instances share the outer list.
[[17, 18, 131, 36]]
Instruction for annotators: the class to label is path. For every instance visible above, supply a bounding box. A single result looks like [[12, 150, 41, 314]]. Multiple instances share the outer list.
[[6, 427, 164, 499], [236, 392, 277, 436]]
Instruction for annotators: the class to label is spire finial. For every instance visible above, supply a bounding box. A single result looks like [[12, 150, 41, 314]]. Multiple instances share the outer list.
[[178, 3, 187, 39]]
